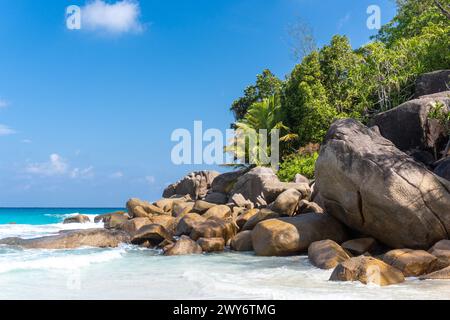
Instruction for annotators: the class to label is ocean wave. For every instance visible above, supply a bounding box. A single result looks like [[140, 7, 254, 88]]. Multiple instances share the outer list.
[[0, 220, 103, 239], [0, 247, 126, 274]]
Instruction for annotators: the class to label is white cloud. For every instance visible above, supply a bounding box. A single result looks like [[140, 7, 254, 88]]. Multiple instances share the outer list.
[[109, 171, 124, 179], [82, 0, 144, 34], [70, 166, 95, 179], [337, 12, 351, 30], [145, 175, 155, 184], [21, 139, 32, 144], [0, 124, 15, 136], [26, 154, 69, 176], [25, 153, 94, 179], [0, 99, 8, 109]]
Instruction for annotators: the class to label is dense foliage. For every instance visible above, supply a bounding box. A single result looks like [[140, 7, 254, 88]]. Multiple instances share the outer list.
[[277, 144, 320, 181], [228, 0, 450, 177]]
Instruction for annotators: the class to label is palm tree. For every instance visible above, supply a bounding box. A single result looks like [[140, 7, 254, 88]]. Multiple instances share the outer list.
[[225, 95, 298, 166]]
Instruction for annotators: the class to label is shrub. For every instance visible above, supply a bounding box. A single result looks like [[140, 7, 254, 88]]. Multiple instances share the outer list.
[[277, 144, 320, 181]]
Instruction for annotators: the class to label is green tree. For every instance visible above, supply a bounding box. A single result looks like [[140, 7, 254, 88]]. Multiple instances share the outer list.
[[376, 0, 450, 46], [283, 51, 339, 145], [230, 69, 283, 121], [226, 95, 297, 165], [319, 35, 363, 116]]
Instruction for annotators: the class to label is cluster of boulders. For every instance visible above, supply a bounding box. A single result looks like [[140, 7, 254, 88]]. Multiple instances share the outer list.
[[0, 70, 449, 288]]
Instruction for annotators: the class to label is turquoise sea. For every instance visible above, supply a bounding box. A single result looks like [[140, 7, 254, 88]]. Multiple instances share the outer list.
[[1, 208, 450, 300]]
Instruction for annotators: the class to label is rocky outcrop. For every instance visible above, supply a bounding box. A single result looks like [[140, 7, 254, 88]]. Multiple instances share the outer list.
[[229, 167, 311, 207], [330, 256, 405, 286], [429, 240, 450, 269], [235, 209, 259, 229], [172, 201, 194, 217], [103, 213, 129, 229], [63, 214, 90, 224], [190, 218, 237, 242], [204, 192, 228, 204], [415, 70, 450, 98], [197, 237, 225, 253], [241, 209, 280, 231], [434, 158, 450, 181], [269, 189, 302, 216], [163, 171, 220, 200], [164, 236, 203, 256], [192, 200, 216, 214], [371, 91, 450, 153], [230, 193, 254, 209], [126, 198, 167, 218], [119, 217, 152, 234], [94, 211, 127, 223], [315, 119, 450, 249], [175, 213, 206, 236], [308, 240, 351, 270], [149, 215, 177, 235], [420, 266, 450, 280], [202, 205, 232, 220], [230, 231, 253, 252], [294, 174, 309, 184], [341, 238, 378, 256], [0, 229, 130, 249], [131, 224, 172, 247], [211, 169, 248, 194], [154, 195, 191, 213], [251, 213, 348, 256], [382, 249, 439, 277], [297, 200, 324, 214]]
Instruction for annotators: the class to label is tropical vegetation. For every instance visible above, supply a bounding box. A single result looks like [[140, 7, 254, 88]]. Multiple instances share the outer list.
[[227, 0, 450, 177]]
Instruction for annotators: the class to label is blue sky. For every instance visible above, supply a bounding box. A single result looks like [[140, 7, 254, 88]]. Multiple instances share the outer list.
[[0, 0, 397, 207]]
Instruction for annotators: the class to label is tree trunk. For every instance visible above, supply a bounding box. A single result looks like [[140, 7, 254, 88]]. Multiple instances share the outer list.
[[434, 0, 450, 20]]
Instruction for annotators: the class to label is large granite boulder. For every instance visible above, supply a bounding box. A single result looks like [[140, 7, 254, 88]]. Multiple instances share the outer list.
[[434, 157, 450, 181], [164, 236, 203, 256], [163, 171, 219, 200], [229, 167, 311, 207], [197, 237, 225, 253], [175, 213, 206, 236], [203, 192, 228, 204], [341, 238, 378, 256], [230, 231, 254, 252], [202, 205, 232, 220], [192, 200, 216, 214], [315, 119, 450, 249], [63, 214, 90, 224], [330, 256, 405, 286], [241, 209, 280, 231], [371, 91, 450, 153], [119, 217, 152, 234], [252, 213, 348, 256], [269, 189, 302, 216], [382, 249, 439, 277], [148, 215, 177, 235], [131, 224, 172, 246], [308, 240, 351, 270], [429, 240, 450, 269], [235, 209, 259, 229], [211, 168, 249, 194], [94, 211, 127, 223], [0, 229, 130, 249], [126, 198, 167, 218], [103, 213, 129, 229], [415, 70, 450, 98], [190, 218, 238, 242], [420, 266, 450, 280]]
